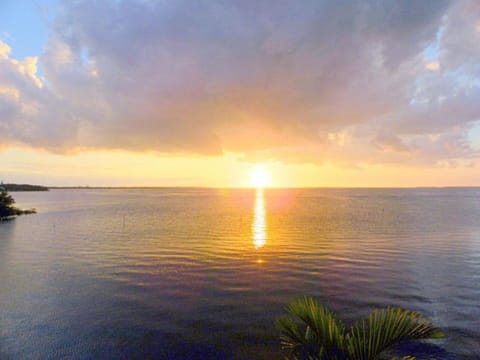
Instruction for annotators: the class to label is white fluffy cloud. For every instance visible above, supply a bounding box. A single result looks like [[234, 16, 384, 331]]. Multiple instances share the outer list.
[[1, 0, 479, 166], [0, 39, 80, 151]]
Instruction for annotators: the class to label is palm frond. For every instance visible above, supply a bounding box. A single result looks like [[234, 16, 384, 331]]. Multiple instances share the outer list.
[[346, 307, 444, 360], [277, 296, 346, 359]]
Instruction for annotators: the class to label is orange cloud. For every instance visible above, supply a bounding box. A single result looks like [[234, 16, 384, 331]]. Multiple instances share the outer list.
[[425, 61, 440, 71]]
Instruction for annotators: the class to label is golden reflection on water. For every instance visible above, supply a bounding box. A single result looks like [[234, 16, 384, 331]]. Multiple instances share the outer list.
[[252, 188, 267, 250]]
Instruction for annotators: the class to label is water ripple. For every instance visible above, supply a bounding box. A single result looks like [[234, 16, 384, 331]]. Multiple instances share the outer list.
[[1, 188, 480, 359]]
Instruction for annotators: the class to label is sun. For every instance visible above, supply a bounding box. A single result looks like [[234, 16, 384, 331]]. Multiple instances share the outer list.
[[250, 166, 271, 188]]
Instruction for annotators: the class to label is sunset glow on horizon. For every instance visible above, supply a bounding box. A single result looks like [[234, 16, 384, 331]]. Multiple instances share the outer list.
[[250, 166, 271, 188], [1, 1, 479, 187]]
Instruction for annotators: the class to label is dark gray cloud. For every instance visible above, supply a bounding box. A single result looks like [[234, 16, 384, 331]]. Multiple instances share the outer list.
[[1, 0, 479, 166]]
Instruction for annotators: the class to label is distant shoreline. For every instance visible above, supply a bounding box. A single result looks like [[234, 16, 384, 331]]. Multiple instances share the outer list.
[[47, 186, 480, 190], [3, 184, 49, 192], [5, 184, 480, 191]]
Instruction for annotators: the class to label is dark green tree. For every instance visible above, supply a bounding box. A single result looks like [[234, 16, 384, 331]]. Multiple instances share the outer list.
[[0, 188, 17, 219], [277, 296, 444, 360], [0, 187, 36, 220]]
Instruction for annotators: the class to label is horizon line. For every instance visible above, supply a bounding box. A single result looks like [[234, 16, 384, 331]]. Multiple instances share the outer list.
[[46, 185, 480, 190]]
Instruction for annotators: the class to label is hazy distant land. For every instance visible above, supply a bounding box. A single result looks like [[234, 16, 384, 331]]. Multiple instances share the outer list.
[[3, 184, 49, 192]]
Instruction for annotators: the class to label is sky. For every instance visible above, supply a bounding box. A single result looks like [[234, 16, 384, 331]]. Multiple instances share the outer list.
[[0, 0, 480, 187]]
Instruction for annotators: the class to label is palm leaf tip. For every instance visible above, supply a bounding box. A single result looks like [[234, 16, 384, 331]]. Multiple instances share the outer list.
[[276, 316, 305, 349]]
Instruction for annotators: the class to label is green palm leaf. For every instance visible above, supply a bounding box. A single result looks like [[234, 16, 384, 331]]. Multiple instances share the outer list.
[[277, 297, 444, 360], [277, 296, 346, 359], [346, 307, 444, 360]]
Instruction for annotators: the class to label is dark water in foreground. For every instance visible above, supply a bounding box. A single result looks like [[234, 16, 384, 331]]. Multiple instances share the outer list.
[[0, 188, 479, 359]]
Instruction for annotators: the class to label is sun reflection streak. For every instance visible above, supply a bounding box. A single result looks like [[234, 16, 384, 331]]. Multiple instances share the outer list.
[[253, 188, 267, 250]]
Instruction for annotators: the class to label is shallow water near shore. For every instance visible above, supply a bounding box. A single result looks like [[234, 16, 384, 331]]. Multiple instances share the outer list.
[[1, 188, 479, 359]]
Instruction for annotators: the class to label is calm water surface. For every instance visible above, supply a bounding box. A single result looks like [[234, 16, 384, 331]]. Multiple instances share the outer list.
[[0, 188, 479, 359]]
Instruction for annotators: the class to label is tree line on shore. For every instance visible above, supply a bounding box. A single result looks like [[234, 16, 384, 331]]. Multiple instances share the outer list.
[[2, 183, 49, 191]]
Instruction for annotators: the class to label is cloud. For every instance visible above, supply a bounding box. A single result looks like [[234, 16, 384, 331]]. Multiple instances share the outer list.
[[371, 133, 412, 154], [1, 0, 479, 167], [425, 61, 441, 71], [0, 39, 79, 152]]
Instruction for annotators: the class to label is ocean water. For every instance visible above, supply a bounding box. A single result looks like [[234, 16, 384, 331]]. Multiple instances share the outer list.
[[0, 188, 479, 359]]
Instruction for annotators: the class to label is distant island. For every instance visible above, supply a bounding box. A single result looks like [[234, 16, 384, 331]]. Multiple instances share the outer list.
[[3, 183, 49, 192]]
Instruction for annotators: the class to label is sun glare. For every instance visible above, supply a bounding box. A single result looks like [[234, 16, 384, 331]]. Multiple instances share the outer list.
[[250, 166, 270, 188]]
